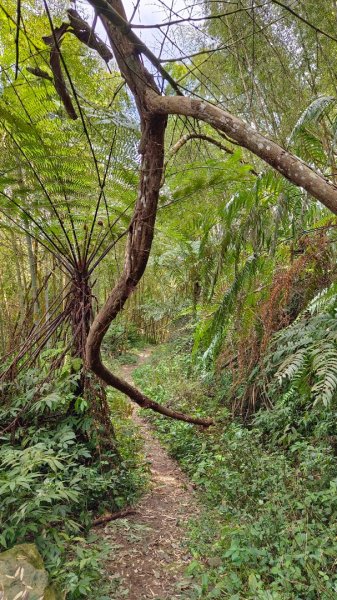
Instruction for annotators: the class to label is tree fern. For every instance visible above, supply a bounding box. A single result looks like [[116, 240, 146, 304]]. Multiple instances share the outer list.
[[311, 343, 337, 406], [0, 85, 138, 266], [266, 284, 337, 406]]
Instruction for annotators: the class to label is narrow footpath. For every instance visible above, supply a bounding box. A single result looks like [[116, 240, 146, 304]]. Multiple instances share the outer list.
[[101, 350, 200, 600]]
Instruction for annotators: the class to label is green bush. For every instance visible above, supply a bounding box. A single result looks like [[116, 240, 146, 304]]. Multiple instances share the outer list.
[[134, 340, 337, 599], [0, 360, 147, 599]]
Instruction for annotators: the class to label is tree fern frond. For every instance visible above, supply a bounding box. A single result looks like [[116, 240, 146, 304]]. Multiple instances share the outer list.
[[311, 343, 337, 406], [290, 96, 336, 141], [276, 348, 308, 384]]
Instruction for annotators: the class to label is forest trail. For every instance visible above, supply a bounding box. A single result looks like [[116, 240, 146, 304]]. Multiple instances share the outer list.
[[101, 349, 199, 599]]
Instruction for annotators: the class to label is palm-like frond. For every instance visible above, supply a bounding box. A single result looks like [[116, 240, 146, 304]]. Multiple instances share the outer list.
[[290, 96, 337, 140], [194, 254, 261, 366], [0, 73, 139, 269]]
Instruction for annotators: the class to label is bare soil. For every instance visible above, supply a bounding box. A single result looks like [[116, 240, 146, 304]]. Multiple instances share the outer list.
[[100, 349, 199, 599]]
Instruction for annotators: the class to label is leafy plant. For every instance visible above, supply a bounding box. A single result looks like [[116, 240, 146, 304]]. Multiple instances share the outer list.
[[135, 339, 337, 599], [267, 285, 337, 407], [0, 363, 147, 598]]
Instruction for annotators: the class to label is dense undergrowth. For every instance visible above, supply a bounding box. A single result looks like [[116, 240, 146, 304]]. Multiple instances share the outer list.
[[134, 330, 337, 599], [0, 351, 147, 599], [2, 297, 337, 599]]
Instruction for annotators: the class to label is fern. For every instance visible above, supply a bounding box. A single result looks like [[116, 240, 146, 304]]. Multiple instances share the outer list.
[[266, 284, 337, 406], [290, 96, 337, 168], [307, 282, 337, 315], [276, 348, 308, 384], [294, 129, 326, 165], [290, 96, 337, 140], [311, 343, 337, 406], [194, 254, 261, 366]]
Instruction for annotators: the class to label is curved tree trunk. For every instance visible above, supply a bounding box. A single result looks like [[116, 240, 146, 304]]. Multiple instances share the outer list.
[[86, 111, 214, 427], [84, 1, 214, 427], [83, 0, 337, 426]]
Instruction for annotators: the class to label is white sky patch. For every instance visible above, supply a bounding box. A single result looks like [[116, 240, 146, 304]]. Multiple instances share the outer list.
[[76, 0, 204, 58]]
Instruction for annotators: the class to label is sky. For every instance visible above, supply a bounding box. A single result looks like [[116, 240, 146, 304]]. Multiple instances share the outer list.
[[77, 0, 203, 58]]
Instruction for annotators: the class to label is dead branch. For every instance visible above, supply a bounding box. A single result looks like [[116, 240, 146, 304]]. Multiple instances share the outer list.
[[67, 8, 113, 63], [43, 23, 78, 120], [93, 507, 137, 525], [92, 363, 214, 426]]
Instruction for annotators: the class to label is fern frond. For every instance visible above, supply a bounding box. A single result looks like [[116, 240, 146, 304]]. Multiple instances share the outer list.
[[290, 96, 336, 140], [193, 254, 261, 365], [294, 129, 326, 165], [276, 349, 307, 384], [311, 343, 337, 406]]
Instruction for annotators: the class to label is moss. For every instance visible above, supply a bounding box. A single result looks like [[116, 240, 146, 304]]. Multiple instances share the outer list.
[[0, 543, 63, 599]]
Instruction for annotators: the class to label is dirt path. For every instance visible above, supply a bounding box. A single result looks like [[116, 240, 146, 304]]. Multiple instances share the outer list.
[[101, 349, 199, 599]]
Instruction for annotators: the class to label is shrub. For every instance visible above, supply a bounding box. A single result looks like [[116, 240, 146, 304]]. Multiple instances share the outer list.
[[0, 362, 147, 598], [135, 339, 337, 599]]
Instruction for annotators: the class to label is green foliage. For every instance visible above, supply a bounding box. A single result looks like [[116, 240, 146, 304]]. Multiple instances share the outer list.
[[291, 96, 337, 136], [2, 1, 337, 598], [135, 340, 337, 599], [194, 254, 262, 368], [265, 287, 337, 408], [47, 535, 117, 600], [0, 361, 147, 599], [290, 95, 337, 168], [102, 321, 147, 357]]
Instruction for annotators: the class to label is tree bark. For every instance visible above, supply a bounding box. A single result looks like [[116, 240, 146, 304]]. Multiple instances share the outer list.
[[86, 0, 337, 214], [147, 94, 337, 215]]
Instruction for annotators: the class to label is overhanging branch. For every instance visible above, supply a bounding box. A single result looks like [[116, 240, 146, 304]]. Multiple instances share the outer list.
[[85, 107, 213, 426], [93, 362, 214, 426], [80, 0, 337, 427], [164, 132, 259, 180], [85, 0, 337, 215], [148, 94, 337, 215]]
